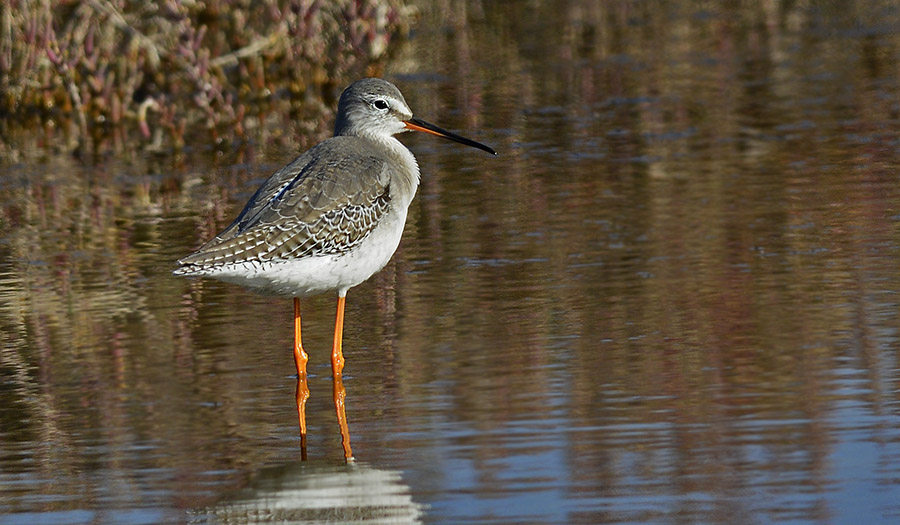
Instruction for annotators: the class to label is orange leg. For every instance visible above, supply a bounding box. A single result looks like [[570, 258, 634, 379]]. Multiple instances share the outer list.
[[331, 296, 346, 375], [332, 294, 353, 461], [293, 297, 309, 459]]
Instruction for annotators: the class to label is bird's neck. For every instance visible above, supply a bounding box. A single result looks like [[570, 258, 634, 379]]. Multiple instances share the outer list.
[[379, 134, 420, 206], [344, 132, 418, 208]]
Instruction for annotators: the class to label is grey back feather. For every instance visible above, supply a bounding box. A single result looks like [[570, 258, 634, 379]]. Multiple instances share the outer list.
[[177, 136, 393, 271]]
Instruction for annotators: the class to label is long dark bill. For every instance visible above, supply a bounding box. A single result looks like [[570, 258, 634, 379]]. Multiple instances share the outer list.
[[405, 117, 497, 156]]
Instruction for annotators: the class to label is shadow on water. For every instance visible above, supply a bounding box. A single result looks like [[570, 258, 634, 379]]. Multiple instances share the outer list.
[[195, 460, 425, 524]]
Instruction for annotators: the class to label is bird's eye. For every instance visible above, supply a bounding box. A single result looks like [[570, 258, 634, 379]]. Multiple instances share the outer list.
[[373, 99, 389, 111]]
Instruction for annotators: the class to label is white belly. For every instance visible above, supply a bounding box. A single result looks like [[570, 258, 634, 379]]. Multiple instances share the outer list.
[[206, 208, 409, 297]]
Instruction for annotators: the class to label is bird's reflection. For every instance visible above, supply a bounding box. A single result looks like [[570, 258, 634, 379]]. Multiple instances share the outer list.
[[332, 375, 353, 460], [196, 460, 425, 524], [294, 375, 352, 461], [294, 376, 310, 461]]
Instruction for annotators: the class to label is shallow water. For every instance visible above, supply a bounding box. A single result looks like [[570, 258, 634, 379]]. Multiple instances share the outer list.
[[3, 1, 900, 523]]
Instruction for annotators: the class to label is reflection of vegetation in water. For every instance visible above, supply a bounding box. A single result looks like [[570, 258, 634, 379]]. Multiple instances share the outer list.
[[0, 0, 413, 154], [0, 157, 305, 506]]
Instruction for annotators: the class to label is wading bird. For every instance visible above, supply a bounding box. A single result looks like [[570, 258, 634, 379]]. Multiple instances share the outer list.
[[174, 78, 496, 460]]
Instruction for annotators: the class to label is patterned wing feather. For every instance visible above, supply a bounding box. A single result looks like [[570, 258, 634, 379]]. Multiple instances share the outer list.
[[176, 137, 392, 273]]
